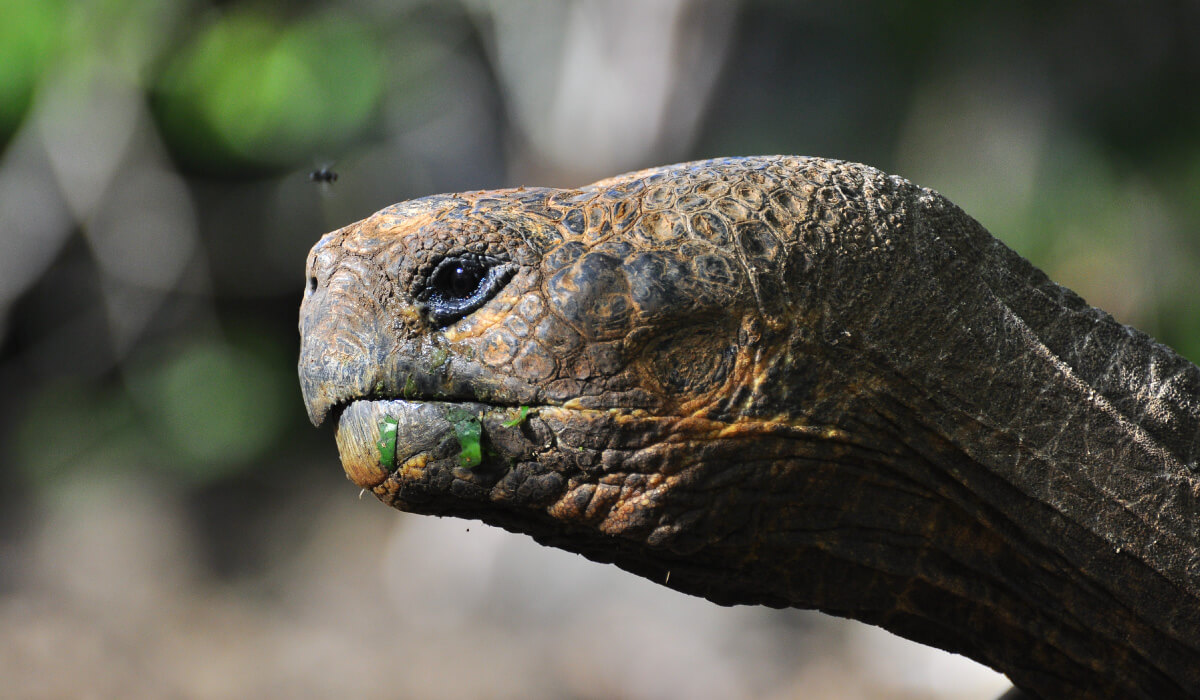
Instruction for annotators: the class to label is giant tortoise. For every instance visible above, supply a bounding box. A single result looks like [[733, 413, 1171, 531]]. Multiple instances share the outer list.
[[298, 156, 1200, 699]]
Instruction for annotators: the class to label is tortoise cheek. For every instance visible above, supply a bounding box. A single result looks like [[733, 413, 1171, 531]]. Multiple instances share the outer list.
[[639, 325, 737, 401], [546, 251, 632, 341]]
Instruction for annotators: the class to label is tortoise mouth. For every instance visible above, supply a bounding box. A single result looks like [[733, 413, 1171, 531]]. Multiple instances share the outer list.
[[334, 398, 547, 489]]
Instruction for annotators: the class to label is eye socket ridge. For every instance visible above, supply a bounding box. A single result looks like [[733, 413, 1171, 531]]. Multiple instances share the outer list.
[[421, 254, 516, 326]]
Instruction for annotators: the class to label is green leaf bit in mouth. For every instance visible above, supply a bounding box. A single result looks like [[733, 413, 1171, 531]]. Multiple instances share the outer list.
[[376, 415, 399, 467], [444, 407, 482, 468], [501, 405, 532, 428]]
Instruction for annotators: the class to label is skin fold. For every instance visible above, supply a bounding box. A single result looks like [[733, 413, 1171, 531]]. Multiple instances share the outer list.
[[298, 156, 1200, 699]]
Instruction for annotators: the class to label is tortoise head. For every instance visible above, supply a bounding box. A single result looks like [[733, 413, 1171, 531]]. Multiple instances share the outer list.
[[300, 157, 1200, 698], [298, 158, 898, 603]]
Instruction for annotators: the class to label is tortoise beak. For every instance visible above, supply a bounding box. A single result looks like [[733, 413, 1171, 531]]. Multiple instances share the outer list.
[[298, 253, 393, 427]]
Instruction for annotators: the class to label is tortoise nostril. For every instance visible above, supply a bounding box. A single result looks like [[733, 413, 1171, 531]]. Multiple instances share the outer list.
[[307, 276, 318, 294]]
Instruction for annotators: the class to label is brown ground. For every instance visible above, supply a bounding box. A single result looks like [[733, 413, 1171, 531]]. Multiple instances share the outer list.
[[1, 477, 1009, 699]]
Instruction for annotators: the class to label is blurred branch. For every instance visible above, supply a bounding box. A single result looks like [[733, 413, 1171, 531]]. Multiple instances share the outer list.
[[467, 0, 738, 182]]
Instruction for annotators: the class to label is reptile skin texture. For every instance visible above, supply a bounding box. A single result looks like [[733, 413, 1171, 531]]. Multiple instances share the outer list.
[[300, 156, 1200, 699]]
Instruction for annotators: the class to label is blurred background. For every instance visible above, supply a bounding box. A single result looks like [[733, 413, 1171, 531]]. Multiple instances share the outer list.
[[1, 0, 1198, 697]]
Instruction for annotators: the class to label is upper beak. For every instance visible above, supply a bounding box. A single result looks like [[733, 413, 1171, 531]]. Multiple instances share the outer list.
[[298, 250, 391, 426]]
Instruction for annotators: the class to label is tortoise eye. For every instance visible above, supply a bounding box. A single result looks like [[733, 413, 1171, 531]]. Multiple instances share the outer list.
[[421, 255, 515, 327], [435, 261, 487, 299]]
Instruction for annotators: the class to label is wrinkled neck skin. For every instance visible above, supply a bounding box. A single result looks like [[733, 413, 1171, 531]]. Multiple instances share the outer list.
[[298, 157, 1200, 699], [784, 189, 1200, 699]]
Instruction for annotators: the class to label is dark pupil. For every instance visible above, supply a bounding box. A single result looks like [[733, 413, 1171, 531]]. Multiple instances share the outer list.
[[438, 262, 485, 299]]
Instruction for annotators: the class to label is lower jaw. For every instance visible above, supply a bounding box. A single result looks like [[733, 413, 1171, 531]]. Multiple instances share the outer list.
[[335, 398, 509, 488], [336, 396, 805, 491]]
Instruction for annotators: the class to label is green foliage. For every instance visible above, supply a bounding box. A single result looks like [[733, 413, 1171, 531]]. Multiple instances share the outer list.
[[153, 9, 384, 171], [130, 336, 293, 481], [15, 333, 295, 488], [0, 0, 65, 140]]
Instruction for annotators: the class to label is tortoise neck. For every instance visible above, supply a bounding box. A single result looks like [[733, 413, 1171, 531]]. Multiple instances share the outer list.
[[848, 198, 1200, 585], [954, 214, 1200, 474], [797, 192, 1200, 697]]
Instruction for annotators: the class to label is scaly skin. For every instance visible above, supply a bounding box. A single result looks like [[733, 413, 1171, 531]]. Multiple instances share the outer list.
[[298, 156, 1200, 699]]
